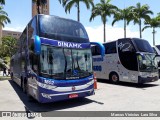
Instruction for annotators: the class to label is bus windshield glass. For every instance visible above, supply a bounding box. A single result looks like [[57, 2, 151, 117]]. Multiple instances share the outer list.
[[39, 15, 88, 40], [138, 53, 158, 72], [156, 45, 160, 51], [40, 45, 92, 79], [133, 38, 154, 53]]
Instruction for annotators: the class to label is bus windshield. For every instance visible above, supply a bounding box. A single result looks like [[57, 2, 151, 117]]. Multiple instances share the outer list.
[[133, 38, 154, 53], [39, 15, 88, 40], [40, 45, 92, 79], [156, 45, 160, 51], [137, 53, 158, 72]]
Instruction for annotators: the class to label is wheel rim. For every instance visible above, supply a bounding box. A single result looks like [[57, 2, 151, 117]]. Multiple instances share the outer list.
[[112, 75, 118, 82]]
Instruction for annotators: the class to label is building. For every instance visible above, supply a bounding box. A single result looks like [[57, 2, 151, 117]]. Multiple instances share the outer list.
[[2, 30, 21, 39], [0, 0, 50, 44], [32, 0, 50, 17]]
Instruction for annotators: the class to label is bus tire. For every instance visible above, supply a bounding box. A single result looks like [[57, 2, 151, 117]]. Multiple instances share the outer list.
[[23, 78, 27, 93], [11, 73, 13, 80], [109, 72, 119, 83], [26, 83, 33, 101]]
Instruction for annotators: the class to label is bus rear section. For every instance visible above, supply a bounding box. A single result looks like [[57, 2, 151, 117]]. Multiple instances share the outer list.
[[92, 38, 159, 84]]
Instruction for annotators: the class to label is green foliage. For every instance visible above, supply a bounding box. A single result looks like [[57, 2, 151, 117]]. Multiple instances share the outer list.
[[142, 17, 160, 45], [112, 6, 134, 38], [131, 2, 153, 38], [90, 0, 118, 42], [0, 36, 17, 58], [0, 0, 5, 5], [142, 17, 160, 31], [59, 0, 94, 22], [0, 6, 11, 27]]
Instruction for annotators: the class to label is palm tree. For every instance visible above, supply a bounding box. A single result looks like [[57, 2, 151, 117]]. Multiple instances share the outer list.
[[0, 0, 5, 5], [90, 0, 118, 42], [0, 6, 11, 27], [59, 0, 94, 22], [132, 2, 153, 38], [0, 6, 10, 44], [142, 17, 160, 46], [32, 0, 47, 14], [112, 6, 134, 38], [157, 12, 160, 21]]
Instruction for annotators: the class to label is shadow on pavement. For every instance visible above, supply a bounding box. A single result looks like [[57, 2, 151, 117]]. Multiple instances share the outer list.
[[97, 79, 159, 89], [8, 80, 104, 112]]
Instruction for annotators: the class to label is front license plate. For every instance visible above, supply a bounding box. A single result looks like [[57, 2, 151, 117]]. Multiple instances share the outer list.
[[69, 94, 78, 98]]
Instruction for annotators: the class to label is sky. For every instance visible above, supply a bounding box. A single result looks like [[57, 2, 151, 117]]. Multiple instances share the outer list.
[[2, 0, 160, 46]]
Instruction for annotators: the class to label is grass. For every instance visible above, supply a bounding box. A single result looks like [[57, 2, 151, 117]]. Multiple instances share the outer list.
[[0, 76, 11, 80]]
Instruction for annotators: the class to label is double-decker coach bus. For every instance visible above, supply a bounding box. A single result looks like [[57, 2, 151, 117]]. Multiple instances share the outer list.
[[10, 15, 105, 103], [92, 38, 159, 84]]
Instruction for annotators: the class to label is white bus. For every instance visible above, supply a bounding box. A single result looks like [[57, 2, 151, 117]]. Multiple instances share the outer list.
[[92, 38, 159, 84], [153, 45, 160, 77]]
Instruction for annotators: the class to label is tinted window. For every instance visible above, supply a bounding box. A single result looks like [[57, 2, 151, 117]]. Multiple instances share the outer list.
[[19, 28, 27, 52], [39, 15, 88, 40], [91, 45, 100, 56], [28, 17, 37, 40], [152, 47, 158, 54], [118, 38, 138, 71], [133, 38, 154, 53], [104, 42, 117, 54], [40, 45, 92, 79]]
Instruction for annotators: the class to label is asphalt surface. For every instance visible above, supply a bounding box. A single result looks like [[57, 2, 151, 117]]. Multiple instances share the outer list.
[[0, 79, 160, 120]]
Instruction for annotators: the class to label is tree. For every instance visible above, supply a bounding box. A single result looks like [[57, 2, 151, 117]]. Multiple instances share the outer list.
[[0, 36, 17, 58], [142, 17, 160, 46], [32, 0, 47, 14], [132, 2, 153, 38], [0, 0, 5, 5], [112, 6, 134, 38], [59, 0, 94, 22], [157, 12, 160, 21], [90, 0, 118, 42], [0, 6, 11, 27]]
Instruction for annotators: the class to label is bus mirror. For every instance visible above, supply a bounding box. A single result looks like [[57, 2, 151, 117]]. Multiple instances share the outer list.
[[34, 35, 41, 55], [90, 42, 105, 57]]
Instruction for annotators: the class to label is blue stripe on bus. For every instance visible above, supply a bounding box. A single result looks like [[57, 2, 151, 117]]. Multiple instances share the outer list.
[[38, 75, 93, 87], [40, 37, 91, 49]]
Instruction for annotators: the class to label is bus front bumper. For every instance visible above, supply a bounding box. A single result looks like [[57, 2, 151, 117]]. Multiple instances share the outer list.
[[138, 76, 159, 84], [38, 88, 94, 103]]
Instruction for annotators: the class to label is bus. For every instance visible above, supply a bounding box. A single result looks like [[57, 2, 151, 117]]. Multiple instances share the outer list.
[[92, 38, 159, 84], [10, 14, 105, 103], [153, 45, 160, 77]]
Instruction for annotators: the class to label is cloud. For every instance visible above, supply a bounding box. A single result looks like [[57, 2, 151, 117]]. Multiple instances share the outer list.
[[85, 25, 139, 43], [3, 26, 24, 32]]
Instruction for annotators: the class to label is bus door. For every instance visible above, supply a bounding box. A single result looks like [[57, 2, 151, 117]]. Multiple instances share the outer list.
[[117, 39, 138, 82]]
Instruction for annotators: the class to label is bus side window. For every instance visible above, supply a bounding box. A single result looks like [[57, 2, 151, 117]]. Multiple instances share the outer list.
[[30, 53, 38, 73], [105, 42, 116, 54], [91, 46, 96, 56]]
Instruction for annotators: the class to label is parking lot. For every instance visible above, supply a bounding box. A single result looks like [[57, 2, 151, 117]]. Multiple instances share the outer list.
[[0, 79, 160, 119]]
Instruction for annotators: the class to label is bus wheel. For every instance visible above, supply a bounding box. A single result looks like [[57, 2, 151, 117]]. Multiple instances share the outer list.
[[11, 73, 13, 80], [110, 73, 119, 83], [23, 78, 27, 93]]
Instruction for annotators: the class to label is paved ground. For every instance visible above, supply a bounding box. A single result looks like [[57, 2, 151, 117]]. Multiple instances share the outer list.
[[0, 79, 160, 120]]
